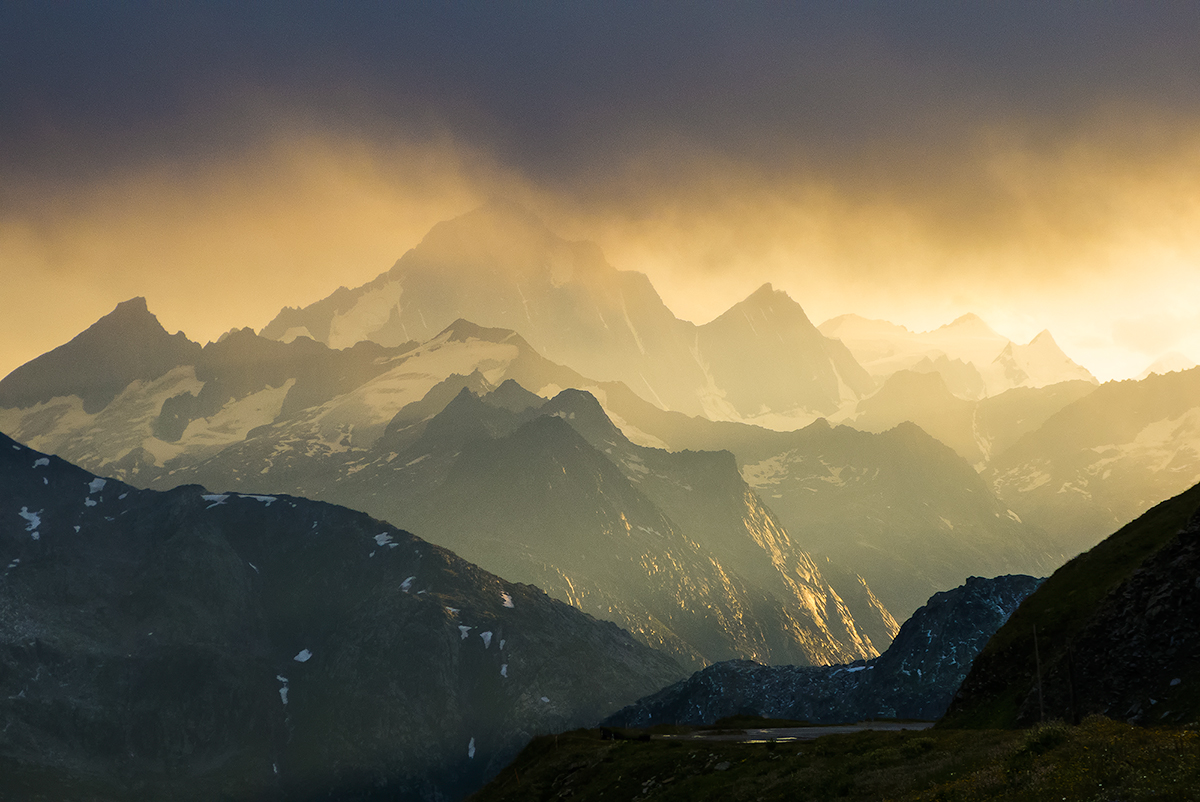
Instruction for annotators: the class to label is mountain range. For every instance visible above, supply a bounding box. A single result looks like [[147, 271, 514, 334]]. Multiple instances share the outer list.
[[850, 370, 1098, 468], [139, 371, 895, 670], [3, 198, 1199, 799], [2, 201, 1196, 638], [0, 297, 1061, 624], [985, 367, 1200, 556], [818, 313, 1097, 399]]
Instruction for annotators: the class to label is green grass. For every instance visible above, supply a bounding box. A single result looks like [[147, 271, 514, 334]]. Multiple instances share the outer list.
[[470, 717, 1200, 801]]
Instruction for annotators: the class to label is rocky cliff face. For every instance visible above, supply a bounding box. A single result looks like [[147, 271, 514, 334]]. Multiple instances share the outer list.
[[0, 432, 683, 801], [322, 386, 891, 669], [602, 574, 1040, 727], [1065, 509, 1200, 725]]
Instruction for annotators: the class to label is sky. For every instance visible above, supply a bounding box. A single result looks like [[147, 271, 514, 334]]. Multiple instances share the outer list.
[[3, 2, 1200, 382]]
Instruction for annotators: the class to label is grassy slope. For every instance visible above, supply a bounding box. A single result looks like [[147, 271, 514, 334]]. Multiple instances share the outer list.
[[940, 481, 1200, 729], [469, 719, 1200, 802]]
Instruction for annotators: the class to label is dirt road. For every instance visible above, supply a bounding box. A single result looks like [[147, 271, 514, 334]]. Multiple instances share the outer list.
[[655, 720, 935, 743]]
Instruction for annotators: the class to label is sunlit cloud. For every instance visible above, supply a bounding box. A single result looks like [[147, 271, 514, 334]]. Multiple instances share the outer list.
[[3, 99, 1200, 385], [0, 130, 524, 374]]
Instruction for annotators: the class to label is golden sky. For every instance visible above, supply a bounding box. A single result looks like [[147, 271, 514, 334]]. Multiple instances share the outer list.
[[3, 4, 1200, 382]]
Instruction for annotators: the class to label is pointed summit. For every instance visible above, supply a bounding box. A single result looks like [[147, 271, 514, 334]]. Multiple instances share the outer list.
[[715, 282, 813, 328], [818, 314, 915, 343], [746, 282, 775, 300], [939, 313, 1002, 339], [115, 295, 150, 315], [1027, 329, 1057, 348], [1138, 352, 1198, 379], [0, 298, 201, 413], [408, 201, 559, 281], [435, 318, 523, 346], [696, 284, 873, 419], [541, 388, 624, 447], [987, 328, 1097, 391]]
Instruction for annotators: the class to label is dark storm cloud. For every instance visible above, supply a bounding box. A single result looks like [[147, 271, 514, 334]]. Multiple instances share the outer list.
[[3, 2, 1199, 189], [4, 2, 1200, 384]]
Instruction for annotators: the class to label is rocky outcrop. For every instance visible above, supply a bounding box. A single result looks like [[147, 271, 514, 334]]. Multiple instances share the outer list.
[[0, 432, 683, 801], [602, 575, 1040, 727], [1065, 508, 1200, 725]]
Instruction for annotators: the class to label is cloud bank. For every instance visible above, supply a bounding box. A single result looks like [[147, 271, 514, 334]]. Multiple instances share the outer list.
[[3, 3, 1200, 380]]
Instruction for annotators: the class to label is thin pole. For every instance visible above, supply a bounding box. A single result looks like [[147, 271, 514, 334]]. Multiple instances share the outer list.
[[1066, 644, 1079, 725], [1033, 624, 1045, 723]]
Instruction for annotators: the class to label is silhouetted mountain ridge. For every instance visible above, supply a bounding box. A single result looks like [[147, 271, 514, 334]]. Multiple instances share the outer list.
[[946, 480, 1200, 728], [0, 297, 201, 414], [603, 574, 1041, 727]]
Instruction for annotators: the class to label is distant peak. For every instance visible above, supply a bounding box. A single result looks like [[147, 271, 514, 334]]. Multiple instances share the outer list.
[[1138, 352, 1198, 379], [482, 379, 546, 414], [744, 282, 783, 302], [447, 199, 550, 235], [436, 318, 519, 344], [215, 326, 258, 344], [939, 313, 999, 336], [115, 296, 150, 314], [737, 282, 802, 312], [96, 297, 167, 332], [96, 297, 173, 337], [817, 314, 913, 337], [0, 295, 199, 413], [1028, 329, 1057, 346]]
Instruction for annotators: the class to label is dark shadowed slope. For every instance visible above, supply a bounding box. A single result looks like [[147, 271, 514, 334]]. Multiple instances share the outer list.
[[0, 431, 683, 802], [944, 480, 1200, 729]]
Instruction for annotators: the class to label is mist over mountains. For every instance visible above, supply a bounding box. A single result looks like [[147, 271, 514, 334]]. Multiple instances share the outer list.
[[259, 202, 875, 429], [820, 313, 1098, 399], [3, 200, 1195, 570], [4, 202, 1197, 616], [3, 200, 1200, 797]]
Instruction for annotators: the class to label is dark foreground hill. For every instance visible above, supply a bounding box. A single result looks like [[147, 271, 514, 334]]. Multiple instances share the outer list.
[[469, 717, 1200, 802], [944, 480, 1200, 728], [602, 574, 1040, 727], [0, 432, 683, 801]]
